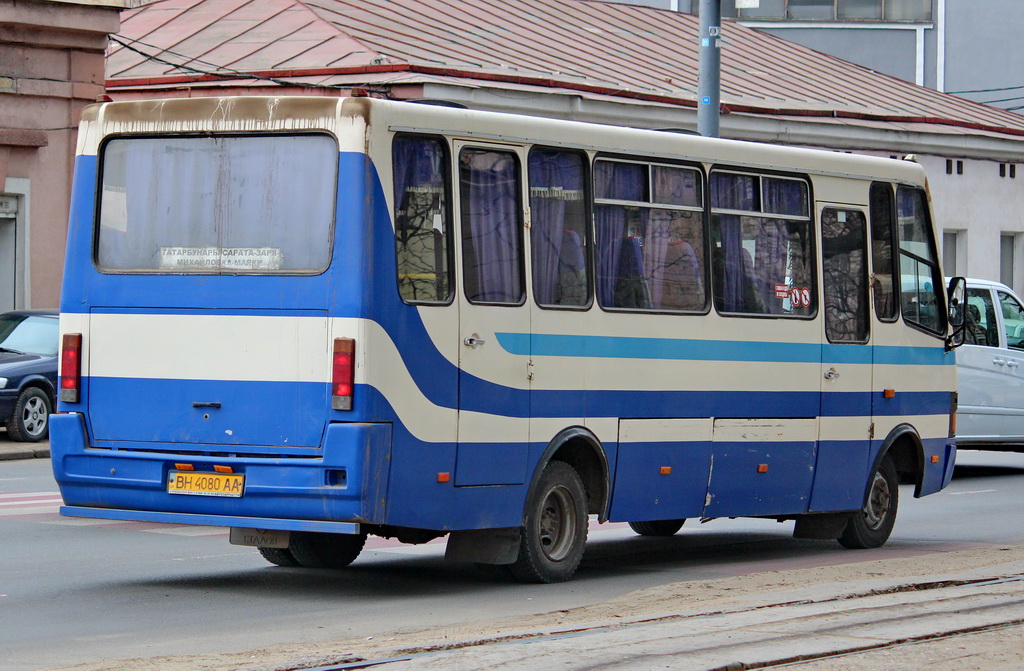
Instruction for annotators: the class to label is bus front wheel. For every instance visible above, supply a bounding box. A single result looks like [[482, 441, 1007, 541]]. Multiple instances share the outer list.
[[288, 531, 367, 569], [838, 454, 899, 549], [628, 519, 685, 537], [510, 461, 588, 584]]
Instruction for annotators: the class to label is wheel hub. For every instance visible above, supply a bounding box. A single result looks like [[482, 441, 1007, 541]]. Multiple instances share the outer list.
[[863, 470, 891, 530], [538, 485, 576, 562], [21, 397, 47, 437]]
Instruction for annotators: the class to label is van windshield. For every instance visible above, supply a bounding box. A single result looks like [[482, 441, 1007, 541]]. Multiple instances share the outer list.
[[96, 134, 337, 274]]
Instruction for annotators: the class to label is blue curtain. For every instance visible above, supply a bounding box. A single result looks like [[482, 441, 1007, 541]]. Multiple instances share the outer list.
[[461, 149, 522, 303], [595, 161, 645, 307], [393, 137, 444, 229], [710, 172, 756, 312], [529, 151, 585, 306]]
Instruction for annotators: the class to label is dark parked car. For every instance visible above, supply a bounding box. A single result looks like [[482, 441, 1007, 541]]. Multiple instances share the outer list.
[[0, 310, 58, 442]]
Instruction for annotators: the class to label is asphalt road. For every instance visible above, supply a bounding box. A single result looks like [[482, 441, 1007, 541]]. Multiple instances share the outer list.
[[3, 448, 1024, 671]]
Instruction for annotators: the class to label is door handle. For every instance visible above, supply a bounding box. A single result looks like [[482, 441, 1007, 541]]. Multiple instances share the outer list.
[[993, 358, 1007, 366], [464, 335, 486, 348], [1008, 360, 1021, 368], [823, 367, 840, 381]]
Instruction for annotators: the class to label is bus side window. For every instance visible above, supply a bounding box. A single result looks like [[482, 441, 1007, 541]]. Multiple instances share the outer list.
[[896, 186, 944, 334], [822, 208, 869, 343], [459, 148, 525, 305], [594, 159, 706, 312], [393, 135, 453, 304], [528, 149, 590, 308], [869, 182, 898, 321], [710, 171, 814, 317]]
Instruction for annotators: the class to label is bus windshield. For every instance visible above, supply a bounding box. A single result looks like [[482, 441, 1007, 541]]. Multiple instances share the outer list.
[[96, 134, 338, 274]]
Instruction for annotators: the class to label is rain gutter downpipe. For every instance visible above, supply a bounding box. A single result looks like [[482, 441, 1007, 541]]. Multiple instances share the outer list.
[[698, 0, 722, 137]]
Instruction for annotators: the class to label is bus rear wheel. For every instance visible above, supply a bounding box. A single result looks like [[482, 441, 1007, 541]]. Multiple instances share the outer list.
[[628, 519, 685, 537], [838, 454, 898, 549], [510, 461, 588, 584], [288, 531, 367, 568], [258, 546, 301, 567]]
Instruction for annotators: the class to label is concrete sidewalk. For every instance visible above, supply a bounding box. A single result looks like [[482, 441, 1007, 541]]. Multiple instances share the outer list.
[[0, 434, 50, 460]]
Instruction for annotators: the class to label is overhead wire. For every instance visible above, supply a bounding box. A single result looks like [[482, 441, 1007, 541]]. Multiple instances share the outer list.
[[107, 35, 393, 96]]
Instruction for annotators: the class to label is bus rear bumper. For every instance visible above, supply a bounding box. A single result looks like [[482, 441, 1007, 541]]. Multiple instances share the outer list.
[[59, 505, 361, 534], [50, 413, 391, 526]]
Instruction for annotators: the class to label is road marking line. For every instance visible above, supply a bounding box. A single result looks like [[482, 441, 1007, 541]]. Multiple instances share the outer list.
[[0, 504, 61, 516], [949, 489, 998, 495]]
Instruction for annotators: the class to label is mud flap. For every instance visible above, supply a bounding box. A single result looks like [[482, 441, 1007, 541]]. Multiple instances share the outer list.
[[445, 527, 521, 565], [793, 513, 852, 539]]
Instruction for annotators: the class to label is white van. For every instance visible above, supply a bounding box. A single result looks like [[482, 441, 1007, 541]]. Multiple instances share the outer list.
[[957, 278, 1024, 451]]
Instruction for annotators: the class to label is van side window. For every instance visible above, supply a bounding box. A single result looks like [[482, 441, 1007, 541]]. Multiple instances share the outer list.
[[459, 148, 525, 305], [593, 159, 706, 312], [896, 186, 943, 334], [393, 135, 453, 304], [965, 288, 998, 347], [822, 208, 869, 343], [998, 290, 1024, 350], [710, 171, 814, 317], [869, 182, 897, 321], [528, 149, 590, 308]]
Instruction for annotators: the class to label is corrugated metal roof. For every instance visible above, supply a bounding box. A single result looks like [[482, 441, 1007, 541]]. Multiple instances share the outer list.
[[107, 0, 1024, 138]]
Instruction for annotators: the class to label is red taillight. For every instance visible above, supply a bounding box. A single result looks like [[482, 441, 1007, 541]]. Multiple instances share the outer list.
[[332, 337, 355, 410], [60, 333, 82, 403]]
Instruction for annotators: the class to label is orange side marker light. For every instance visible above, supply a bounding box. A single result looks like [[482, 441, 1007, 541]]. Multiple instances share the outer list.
[[437, 472, 451, 483], [884, 389, 896, 399], [660, 466, 672, 475], [757, 464, 769, 473]]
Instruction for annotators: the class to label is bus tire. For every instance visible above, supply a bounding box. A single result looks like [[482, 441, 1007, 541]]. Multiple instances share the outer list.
[[288, 531, 366, 569], [258, 546, 301, 567], [628, 519, 685, 537], [838, 454, 899, 550], [510, 461, 588, 584]]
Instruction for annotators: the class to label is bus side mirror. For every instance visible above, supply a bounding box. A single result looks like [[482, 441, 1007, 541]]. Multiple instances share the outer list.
[[946, 276, 967, 350]]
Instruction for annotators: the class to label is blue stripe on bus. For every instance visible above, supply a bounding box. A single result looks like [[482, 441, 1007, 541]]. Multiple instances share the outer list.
[[72, 375, 950, 427], [496, 332, 953, 366]]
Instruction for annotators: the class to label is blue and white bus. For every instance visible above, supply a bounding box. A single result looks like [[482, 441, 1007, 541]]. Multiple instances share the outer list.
[[52, 95, 965, 583]]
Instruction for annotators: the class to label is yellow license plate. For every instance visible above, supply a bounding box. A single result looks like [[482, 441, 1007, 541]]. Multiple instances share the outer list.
[[167, 471, 244, 498]]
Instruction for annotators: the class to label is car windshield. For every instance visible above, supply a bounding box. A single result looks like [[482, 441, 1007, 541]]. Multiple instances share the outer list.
[[0, 315, 58, 356]]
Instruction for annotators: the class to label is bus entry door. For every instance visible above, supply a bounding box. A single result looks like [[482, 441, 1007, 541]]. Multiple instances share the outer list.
[[811, 206, 873, 511], [454, 142, 531, 487]]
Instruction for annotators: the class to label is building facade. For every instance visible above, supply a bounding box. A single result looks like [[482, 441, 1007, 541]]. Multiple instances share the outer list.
[[648, 0, 1024, 290], [0, 0, 124, 311]]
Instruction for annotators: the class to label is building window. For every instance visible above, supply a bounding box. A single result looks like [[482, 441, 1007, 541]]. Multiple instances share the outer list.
[[942, 230, 962, 277], [1001, 234, 1016, 289], [718, 0, 931, 21]]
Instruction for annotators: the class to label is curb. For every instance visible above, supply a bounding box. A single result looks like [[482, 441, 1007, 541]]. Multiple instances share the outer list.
[[0, 445, 51, 461]]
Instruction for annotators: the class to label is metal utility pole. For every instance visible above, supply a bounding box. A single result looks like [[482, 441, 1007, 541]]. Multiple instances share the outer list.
[[697, 0, 722, 138]]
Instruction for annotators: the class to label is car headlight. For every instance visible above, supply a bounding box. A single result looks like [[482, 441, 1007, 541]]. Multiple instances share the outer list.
[[0, 378, 6, 389]]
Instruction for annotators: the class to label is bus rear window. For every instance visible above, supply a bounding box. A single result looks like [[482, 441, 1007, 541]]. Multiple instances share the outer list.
[[97, 134, 337, 274]]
